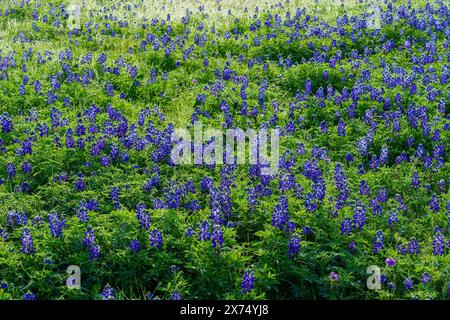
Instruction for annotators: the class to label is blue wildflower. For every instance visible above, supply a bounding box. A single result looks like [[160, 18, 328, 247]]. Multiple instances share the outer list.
[[149, 229, 163, 248], [129, 239, 140, 253], [241, 270, 255, 294], [21, 228, 35, 255], [100, 284, 114, 300], [287, 234, 301, 257], [372, 231, 385, 254]]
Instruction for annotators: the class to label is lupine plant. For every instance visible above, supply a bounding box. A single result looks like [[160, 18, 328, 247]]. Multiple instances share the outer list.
[[0, 0, 449, 300]]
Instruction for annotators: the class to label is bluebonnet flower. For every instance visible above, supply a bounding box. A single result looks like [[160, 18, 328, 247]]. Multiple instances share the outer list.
[[100, 284, 114, 300], [76, 200, 90, 222], [359, 180, 370, 195], [279, 173, 296, 192], [90, 137, 105, 156], [385, 257, 396, 267], [438, 179, 446, 192], [110, 187, 120, 209], [153, 199, 165, 210], [49, 107, 65, 128], [82, 226, 100, 260], [149, 229, 163, 248], [408, 238, 419, 254], [75, 175, 85, 191], [432, 232, 446, 255], [302, 160, 322, 183], [406, 136, 415, 148], [7, 211, 28, 226], [370, 198, 383, 216], [334, 164, 348, 191], [352, 201, 367, 231], [296, 143, 306, 155], [48, 211, 66, 238], [97, 53, 107, 64], [340, 218, 352, 236], [304, 79, 313, 95], [337, 120, 346, 136], [198, 220, 210, 241], [100, 156, 111, 167], [170, 291, 182, 300], [357, 164, 366, 175], [0, 281, 8, 290], [396, 195, 408, 212], [346, 153, 354, 162], [87, 199, 98, 211], [348, 241, 356, 253], [429, 195, 440, 212], [0, 229, 7, 240], [23, 292, 36, 300], [302, 227, 312, 235], [287, 234, 301, 257], [105, 81, 114, 96], [32, 215, 44, 228], [169, 265, 180, 275], [66, 129, 75, 149], [356, 137, 369, 156], [1, 113, 13, 133], [241, 270, 255, 294], [313, 178, 326, 201], [415, 144, 425, 158], [379, 145, 388, 165], [403, 278, 414, 290], [7, 163, 16, 178], [432, 129, 441, 142], [398, 242, 408, 256], [185, 200, 201, 212], [211, 225, 224, 248], [329, 272, 340, 282], [49, 75, 60, 91], [200, 176, 214, 192], [143, 175, 159, 193], [209, 188, 223, 225], [320, 120, 328, 133], [388, 210, 398, 226], [195, 94, 207, 105], [21, 228, 35, 255], [129, 239, 140, 252], [423, 156, 433, 169], [136, 203, 150, 230], [421, 272, 431, 285], [272, 196, 290, 230], [372, 231, 385, 254], [34, 81, 41, 93], [19, 139, 33, 156], [411, 172, 421, 188], [185, 227, 195, 237]]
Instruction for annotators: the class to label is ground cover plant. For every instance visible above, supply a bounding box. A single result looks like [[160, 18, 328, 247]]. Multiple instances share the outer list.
[[0, 0, 449, 300]]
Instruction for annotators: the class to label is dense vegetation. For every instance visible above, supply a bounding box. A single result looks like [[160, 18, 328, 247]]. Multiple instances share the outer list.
[[0, 0, 449, 300]]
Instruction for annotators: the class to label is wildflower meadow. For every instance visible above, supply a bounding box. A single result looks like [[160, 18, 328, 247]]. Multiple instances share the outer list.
[[0, 0, 449, 301]]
